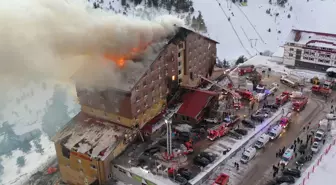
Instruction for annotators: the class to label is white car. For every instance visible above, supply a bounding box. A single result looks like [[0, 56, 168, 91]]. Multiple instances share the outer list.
[[311, 142, 322, 153]]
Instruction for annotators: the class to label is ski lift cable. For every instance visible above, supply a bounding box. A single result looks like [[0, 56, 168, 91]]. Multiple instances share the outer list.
[[214, 0, 252, 57]]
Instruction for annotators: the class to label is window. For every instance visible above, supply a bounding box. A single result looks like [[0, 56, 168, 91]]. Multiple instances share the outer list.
[[190, 72, 194, 80], [178, 70, 181, 75], [289, 43, 295, 46], [178, 79, 182, 83], [289, 53, 294, 57], [61, 145, 70, 159], [178, 43, 184, 49], [178, 61, 181, 66], [143, 81, 147, 87], [289, 48, 294, 51], [90, 164, 96, 169], [178, 52, 181, 57]]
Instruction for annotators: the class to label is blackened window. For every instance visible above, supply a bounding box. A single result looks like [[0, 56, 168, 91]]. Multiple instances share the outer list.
[[61, 145, 70, 159], [190, 72, 194, 80]]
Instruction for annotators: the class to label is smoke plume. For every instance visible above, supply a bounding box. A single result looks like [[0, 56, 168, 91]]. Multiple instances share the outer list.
[[0, 0, 183, 90]]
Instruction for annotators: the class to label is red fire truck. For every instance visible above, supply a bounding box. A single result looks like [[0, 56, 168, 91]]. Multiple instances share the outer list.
[[311, 80, 333, 96], [213, 173, 230, 185], [279, 112, 293, 128], [238, 65, 255, 76], [207, 123, 230, 141], [235, 89, 253, 101], [276, 91, 290, 105], [292, 96, 308, 112]]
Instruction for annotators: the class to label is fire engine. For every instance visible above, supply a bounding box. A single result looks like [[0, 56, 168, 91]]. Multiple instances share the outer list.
[[238, 64, 255, 76], [279, 112, 293, 128], [235, 89, 253, 101], [213, 173, 230, 185], [207, 123, 230, 141], [292, 96, 308, 112], [311, 80, 334, 96], [276, 91, 290, 105], [232, 92, 242, 109]]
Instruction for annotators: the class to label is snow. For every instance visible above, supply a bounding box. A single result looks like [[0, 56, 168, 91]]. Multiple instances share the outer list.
[[243, 55, 326, 80], [193, 0, 336, 60], [0, 81, 79, 185], [326, 67, 336, 73], [272, 47, 284, 58]]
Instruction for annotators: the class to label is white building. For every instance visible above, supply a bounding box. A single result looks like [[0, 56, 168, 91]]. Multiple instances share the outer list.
[[271, 47, 284, 63], [283, 29, 336, 71]]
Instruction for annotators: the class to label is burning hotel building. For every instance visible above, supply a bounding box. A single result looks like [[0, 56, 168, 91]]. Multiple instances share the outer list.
[[52, 27, 218, 185]]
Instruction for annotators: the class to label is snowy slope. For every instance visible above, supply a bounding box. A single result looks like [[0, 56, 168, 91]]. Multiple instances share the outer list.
[[193, 0, 336, 60]]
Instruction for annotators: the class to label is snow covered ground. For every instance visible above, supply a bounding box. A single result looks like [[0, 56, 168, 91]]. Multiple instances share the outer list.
[[0, 81, 79, 185], [193, 0, 336, 60]]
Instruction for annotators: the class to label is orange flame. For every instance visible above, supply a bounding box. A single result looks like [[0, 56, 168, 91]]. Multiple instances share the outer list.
[[103, 42, 151, 69]]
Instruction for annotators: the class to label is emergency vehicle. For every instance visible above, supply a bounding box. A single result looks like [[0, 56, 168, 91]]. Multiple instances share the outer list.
[[311, 80, 334, 96], [276, 91, 290, 105], [232, 92, 242, 109], [213, 173, 230, 185], [207, 123, 230, 141], [238, 64, 255, 76], [280, 148, 294, 166], [280, 76, 299, 88], [235, 89, 253, 100], [279, 112, 293, 128], [292, 96, 308, 112]]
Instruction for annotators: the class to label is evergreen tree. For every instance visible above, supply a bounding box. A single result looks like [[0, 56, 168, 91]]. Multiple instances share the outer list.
[[196, 12, 207, 32], [235, 55, 245, 65], [185, 14, 191, 26], [16, 156, 26, 167], [41, 85, 70, 139], [191, 16, 198, 30], [121, 0, 126, 6], [19, 141, 32, 153], [33, 138, 44, 154]]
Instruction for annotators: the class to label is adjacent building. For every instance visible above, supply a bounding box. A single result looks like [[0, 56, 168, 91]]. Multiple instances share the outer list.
[[283, 29, 336, 71], [53, 27, 218, 185]]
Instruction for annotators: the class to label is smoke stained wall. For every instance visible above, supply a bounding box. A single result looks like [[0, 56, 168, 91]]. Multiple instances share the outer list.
[[0, 0, 183, 90]]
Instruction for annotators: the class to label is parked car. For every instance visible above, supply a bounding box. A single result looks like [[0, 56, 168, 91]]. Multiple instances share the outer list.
[[296, 155, 309, 166], [177, 168, 192, 180], [264, 103, 279, 110], [311, 141, 322, 153], [235, 128, 248, 136], [283, 168, 301, 178], [172, 174, 189, 185], [241, 119, 256, 128], [276, 175, 295, 184], [228, 130, 243, 140], [144, 147, 160, 156], [263, 180, 277, 185], [298, 144, 307, 153], [199, 152, 217, 162], [251, 113, 265, 122], [193, 156, 210, 167]]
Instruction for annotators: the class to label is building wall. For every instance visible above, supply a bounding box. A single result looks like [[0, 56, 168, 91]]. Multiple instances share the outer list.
[[55, 142, 101, 185], [111, 165, 157, 185], [184, 32, 216, 85], [284, 42, 336, 69]]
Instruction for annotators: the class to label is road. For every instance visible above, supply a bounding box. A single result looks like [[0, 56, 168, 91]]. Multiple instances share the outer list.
[[237, 95, 330, 185]]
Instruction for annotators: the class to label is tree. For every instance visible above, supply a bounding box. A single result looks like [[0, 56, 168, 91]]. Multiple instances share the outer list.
[[16, 156, 26, 167], [19, 141, 32, 153], [42, 85, 71, 139], [196, 12, 207, 32], [290, 6, 293, 11], [191, 16, 198, 30], [121, 0, 126, 6], [185, 14, 191, 26], [287, 14, 291, 18], [33, 138, 44, 154], [235, 55, 245, 65]]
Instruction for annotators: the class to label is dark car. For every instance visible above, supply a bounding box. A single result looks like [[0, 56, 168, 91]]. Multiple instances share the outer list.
[[296, 156, 308, 166], [228, 130, 243, 139], [144, 147, 160, 156], [199, 152, 217, 162], [172, 174, 189, 185], [298, 144, 307, 153], [276, 175, 295, 184], [235, 128, 248, 136], [193, 156, 210, 167], [177, 168, 193, 180], [265, 103, 279, 110], [263, 180, 277, 185], [241, 119, 255, 128], [283, 168, 301, 178], [251, 113, 265, 122]]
